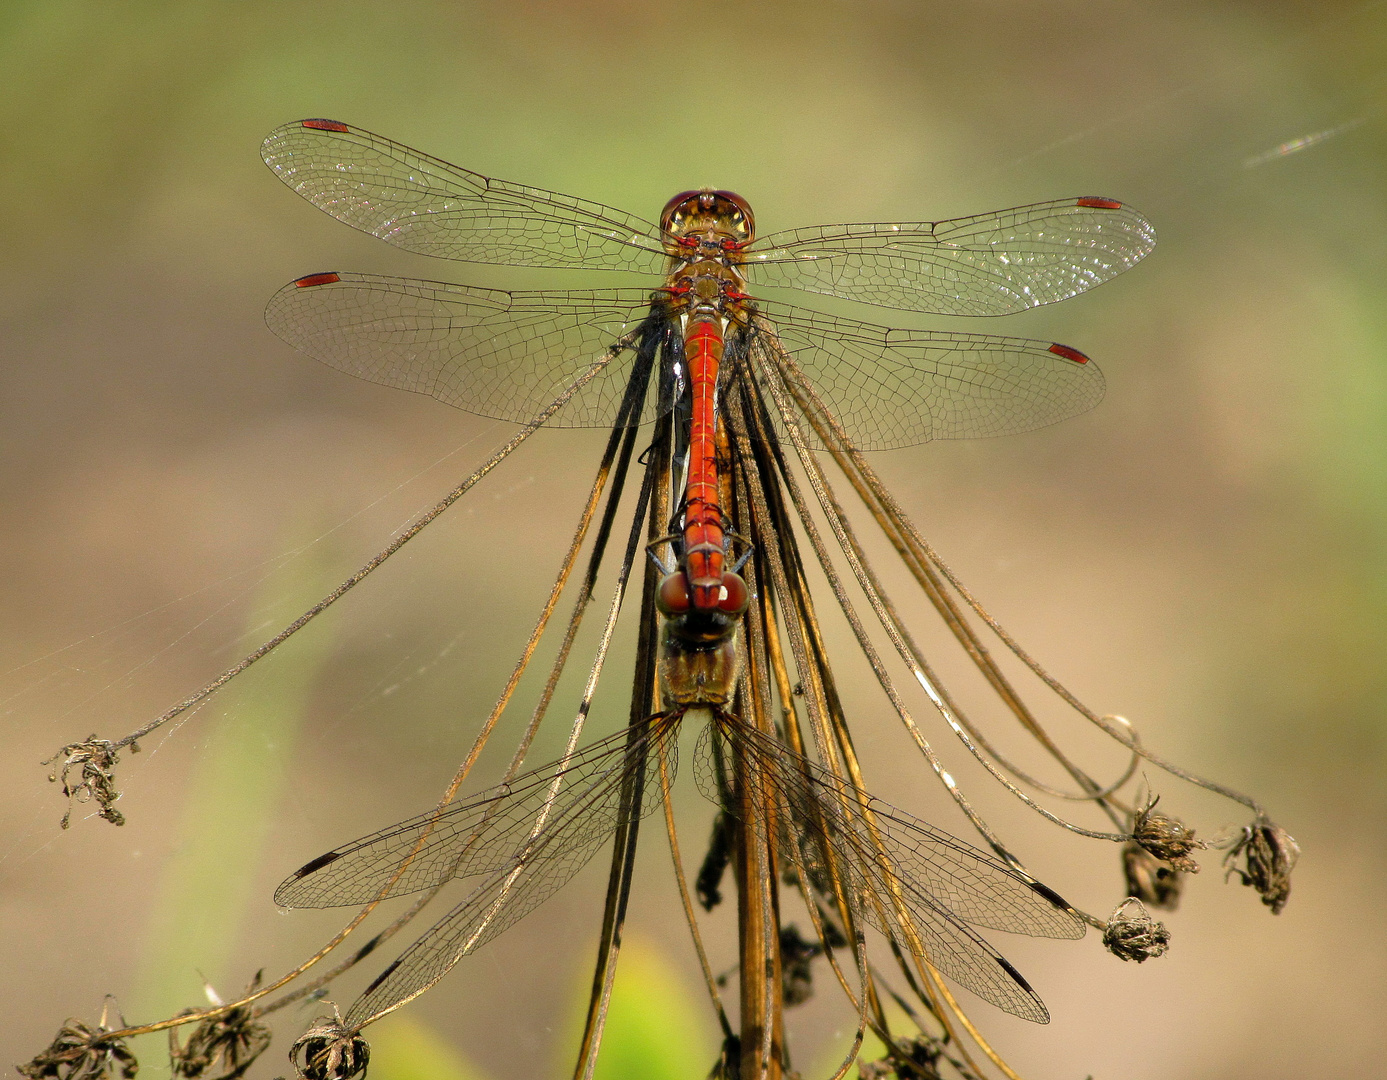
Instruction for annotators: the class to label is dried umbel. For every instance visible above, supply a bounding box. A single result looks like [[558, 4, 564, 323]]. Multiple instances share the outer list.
[[1132, 797, 1205, 873], [709, 1034, 741, 1080], [289, 1014, 369, 1080], [696, 811, 732, 910], [168, 1004, 271, 1080], [1225, 819, 1300, 914], [1122, 839, 1185, 910], [19, 1015, 138, 1080], [44, 737, 134, 829], [858, 1034, 944, 1080], [1102, 897, 1171, 963], [779, 924, 825, 1006]]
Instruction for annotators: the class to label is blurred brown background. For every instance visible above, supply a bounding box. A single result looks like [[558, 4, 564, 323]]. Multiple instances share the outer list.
[[2, 2, 1383, 1077]]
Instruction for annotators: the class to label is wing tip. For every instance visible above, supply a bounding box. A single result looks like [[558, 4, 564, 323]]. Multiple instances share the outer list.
[[994, 955, 1051, 1024]]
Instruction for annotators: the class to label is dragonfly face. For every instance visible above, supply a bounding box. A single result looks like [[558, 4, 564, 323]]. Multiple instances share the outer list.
[[656, 567, 749, 709], [660, 188, 756, 260]]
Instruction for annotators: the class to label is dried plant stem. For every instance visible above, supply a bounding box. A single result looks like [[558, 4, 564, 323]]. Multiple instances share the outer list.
[[573, 385, 668, 1080], [87, 344, 630, 756], [658, 744, 734, 1040], [753, 337, 1128, 854], [733, 721, 783, 1080], [771, 347, 1267, 822], [80, 347, 656, 1043], [918, 961, 1023, 1080]]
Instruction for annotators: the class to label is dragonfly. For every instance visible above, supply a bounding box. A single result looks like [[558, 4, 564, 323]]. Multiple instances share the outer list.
[[260, 119, 1151, 1030]]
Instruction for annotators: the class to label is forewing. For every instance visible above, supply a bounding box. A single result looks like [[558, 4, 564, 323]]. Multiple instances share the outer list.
[[747, 198, 1155, 315], [265, 274, 665, 428], [750, 304, 1105, 449], [262, 120, 668, 272]]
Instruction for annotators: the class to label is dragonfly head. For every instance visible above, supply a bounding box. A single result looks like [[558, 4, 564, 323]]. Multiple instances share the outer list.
[[656, 570, 749, 642], [656, 569, 747, 707], [661, 189, 756, 255]]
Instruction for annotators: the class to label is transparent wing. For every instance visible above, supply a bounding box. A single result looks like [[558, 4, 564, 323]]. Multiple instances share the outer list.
[[341, 723, 676, 1027], [276, 725, 675, 908], [746, 197, 1155, 315], [713, 721, 1082, 1024], [748, 303, 1105, 450], [275, 719, 676, 1026], [265, 274, 666, 428], [262, 120, 668, 272]]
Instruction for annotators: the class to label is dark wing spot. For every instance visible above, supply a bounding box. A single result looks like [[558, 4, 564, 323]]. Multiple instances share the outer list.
[[1027, 879, 1073, 910], [362, 958, 402, 998], [996, 953, 1035, 994], [293, 851, 343, 879], [352, 933, 383, 963], [294, 272, 341, 288]]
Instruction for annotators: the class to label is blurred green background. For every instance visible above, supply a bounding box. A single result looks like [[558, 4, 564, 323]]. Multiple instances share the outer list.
[[2, 2, 1384, 1078]]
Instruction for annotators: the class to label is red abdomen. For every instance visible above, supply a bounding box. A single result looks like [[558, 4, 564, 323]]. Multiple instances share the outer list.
[[682, 319, 725, 611]]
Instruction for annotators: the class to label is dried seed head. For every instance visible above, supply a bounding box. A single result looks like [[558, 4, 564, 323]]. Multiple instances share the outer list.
[[779, 924, 824, 1006], [289, 1014, 368, 1080], [43, 737, 134, 829], [168, 978, 271, 1080], [857, 1034, 944, 1079], [20, 1011, 138, 1080], [1122, 840, 1185, 910], [709, 1034, 740, 1079], [697, 812, 731, 911], [1224, 819, 1300, 914], [1102, 897, 1171, 963], [1132, 797, 1204, 873]]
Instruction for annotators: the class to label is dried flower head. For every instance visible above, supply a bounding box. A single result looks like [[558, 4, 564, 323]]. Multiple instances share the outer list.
[[696, 811, 732, 911], [1102, 897, 1171, 963], [1121, 839, 1185, 910], [43, 737, 134, 829], [858, 1034, 944, 1079], [168, 976, 272, 1080], [1224, 819, 1300, 914], [19, 1010, 138, 1080], [709, 1034, 740, 1079], [289, 1012, 368, 1080], [780, 924, 824, 1006], [1132, 796, 1204, 873]]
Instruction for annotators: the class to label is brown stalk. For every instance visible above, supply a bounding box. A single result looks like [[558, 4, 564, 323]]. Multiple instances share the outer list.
[[769, 336, 1136, 825], [734, 357, 1034, 1079], [83, 345, 630, 761], [85, 340, 654, 1043], [572, 380, 669, 1080]]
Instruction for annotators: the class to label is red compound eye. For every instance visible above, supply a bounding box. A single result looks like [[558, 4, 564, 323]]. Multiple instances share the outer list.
[[657, 572, 692, 615], [717, 572, 749, 615]]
